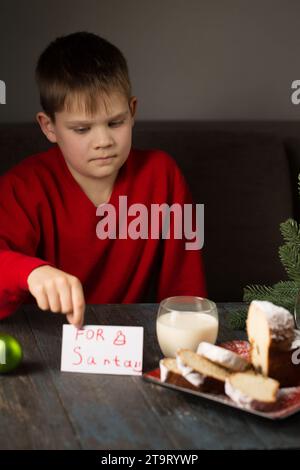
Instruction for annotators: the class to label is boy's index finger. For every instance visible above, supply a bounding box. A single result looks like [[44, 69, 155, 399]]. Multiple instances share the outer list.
[[69, 282, 86, 329]]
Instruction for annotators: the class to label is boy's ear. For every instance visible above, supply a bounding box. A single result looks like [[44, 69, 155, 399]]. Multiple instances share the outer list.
[[129, 96, 138, 125], [35, 112, 58, 143]]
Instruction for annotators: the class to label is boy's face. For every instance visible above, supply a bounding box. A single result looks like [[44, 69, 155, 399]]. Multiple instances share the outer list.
[[36, 90, 137, 184]]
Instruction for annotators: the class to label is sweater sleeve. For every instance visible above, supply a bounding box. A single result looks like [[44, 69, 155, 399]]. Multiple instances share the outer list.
[[0, 171, 55, 319], [156, 157, 207, 302]]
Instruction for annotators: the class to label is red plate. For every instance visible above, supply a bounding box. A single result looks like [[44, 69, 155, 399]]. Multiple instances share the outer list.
[[218, 340, 251, 361], [143, 340, 300, 420]]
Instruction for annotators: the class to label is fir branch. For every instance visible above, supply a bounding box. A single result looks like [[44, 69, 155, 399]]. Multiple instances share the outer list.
[[279, 219, 300, 246], [269, 280, 299, 311], [243, 284, 274, 302], [243, 281, 298, 312], [278, 244, 300, 282], [227, 306, 248, 330]]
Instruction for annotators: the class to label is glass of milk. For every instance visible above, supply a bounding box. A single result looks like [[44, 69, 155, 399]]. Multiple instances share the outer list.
[[156, 296, 219, 358]]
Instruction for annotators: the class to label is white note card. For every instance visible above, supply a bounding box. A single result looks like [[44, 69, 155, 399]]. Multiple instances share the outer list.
[[61, 325, 144, 375]]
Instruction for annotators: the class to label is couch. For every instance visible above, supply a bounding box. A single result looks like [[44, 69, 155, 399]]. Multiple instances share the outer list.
[[1, 120, 300, 302]]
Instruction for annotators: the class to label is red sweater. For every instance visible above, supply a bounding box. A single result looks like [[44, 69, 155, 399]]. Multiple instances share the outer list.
[[0, 145, 206, 319]]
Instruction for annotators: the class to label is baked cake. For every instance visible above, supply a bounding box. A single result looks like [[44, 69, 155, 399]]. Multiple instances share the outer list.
[[225, 370, 280, 411], [246, 300, 300, 387], [159, 358, 202, 391], [197, 341, 250, 372], [176, 349, 230, 393]]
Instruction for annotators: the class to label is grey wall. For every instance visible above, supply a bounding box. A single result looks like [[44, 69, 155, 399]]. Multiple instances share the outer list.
[[0, 0, 300, 123]]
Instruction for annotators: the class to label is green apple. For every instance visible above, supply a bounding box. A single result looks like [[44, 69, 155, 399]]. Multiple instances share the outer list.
[[0, 333, 23, 373]]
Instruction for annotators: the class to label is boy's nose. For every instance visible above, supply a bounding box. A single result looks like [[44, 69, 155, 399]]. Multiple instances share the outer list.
[[92, 129, 114, 149]]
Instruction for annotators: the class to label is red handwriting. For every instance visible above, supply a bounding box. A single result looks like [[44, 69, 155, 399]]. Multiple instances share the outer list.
[[71, 347, 142, 372], [72, 346, 83, 365], [75, 328, 105, 341], [72, 346, 98, 366], [113, 330, 126, 346]]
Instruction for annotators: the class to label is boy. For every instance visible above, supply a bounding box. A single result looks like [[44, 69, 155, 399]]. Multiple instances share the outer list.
[[0, 31, 206, 328]]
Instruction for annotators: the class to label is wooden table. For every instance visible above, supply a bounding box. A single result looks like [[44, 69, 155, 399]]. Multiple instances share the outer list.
[[0, 302, 300, 450]]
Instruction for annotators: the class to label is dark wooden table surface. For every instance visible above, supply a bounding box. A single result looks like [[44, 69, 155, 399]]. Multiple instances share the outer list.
[[0, 302, 300, 450]]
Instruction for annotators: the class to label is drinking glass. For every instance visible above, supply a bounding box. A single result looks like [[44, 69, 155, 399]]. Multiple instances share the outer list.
[[156, 296, 219, 358]]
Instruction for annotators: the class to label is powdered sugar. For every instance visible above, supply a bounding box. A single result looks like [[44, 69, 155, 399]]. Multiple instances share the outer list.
[[251, 301, 295, 342], [176, 355, 205, 387], [225, 378, 277, 411], [159, 359, 170, 383], [197, 342, 249, 371], [291, 329, 300, 350]]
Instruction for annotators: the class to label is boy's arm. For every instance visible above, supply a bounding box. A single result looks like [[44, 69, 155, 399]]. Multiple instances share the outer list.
[[156, 161, 207, 302], [0, 172, 54, 319]]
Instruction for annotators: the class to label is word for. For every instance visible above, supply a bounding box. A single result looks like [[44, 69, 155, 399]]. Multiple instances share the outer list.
[[100, 453, 199, 466], [75, 328, 126, 346], [72, 347, 142, 372], [96, 196, 204, 250], [0, 80, 5, 104]]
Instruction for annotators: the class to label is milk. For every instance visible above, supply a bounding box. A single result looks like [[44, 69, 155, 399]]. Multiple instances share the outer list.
[[156, 311, 218, 358]]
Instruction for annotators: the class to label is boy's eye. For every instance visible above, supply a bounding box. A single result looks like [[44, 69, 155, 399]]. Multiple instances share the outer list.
[[109, 120, 125, 127], [73, 120, 125, 133], [74, 128, 89, 134]]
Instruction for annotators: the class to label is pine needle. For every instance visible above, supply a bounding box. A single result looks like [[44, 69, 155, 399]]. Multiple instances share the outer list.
[[227, 306, 248, 330]]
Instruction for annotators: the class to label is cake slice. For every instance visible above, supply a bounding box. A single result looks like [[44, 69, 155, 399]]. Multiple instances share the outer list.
[[246, 300, 300, 386], [197, 342, 251, 372], [176, 349, 230, 393], [159, 358, 203, 390], [225, 370, 280, 411]]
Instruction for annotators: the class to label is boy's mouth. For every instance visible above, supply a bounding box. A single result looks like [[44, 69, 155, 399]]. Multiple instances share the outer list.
[[90, 155, 117, 161]]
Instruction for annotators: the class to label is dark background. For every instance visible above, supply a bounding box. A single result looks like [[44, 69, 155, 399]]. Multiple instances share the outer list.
[[1, 0, 300, 301], [1, 0, 300, 123]]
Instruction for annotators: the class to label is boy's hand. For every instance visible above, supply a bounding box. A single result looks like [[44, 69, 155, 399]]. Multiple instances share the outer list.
[[27, 265, 85, 328]]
